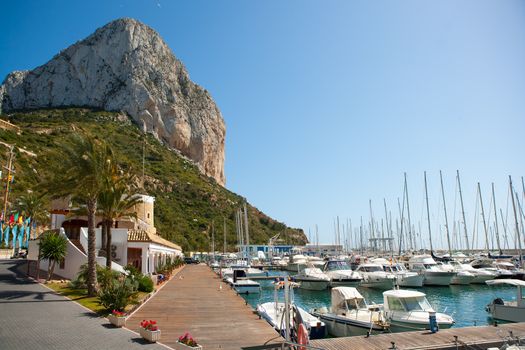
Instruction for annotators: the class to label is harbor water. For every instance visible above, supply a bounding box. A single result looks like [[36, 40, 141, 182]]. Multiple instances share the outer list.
[[240, 271, 518, 328]]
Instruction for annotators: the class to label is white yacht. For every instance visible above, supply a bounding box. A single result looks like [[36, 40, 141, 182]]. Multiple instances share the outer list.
[[224, 269, 261, 294], [371, 258, 424, 287], [307, 256, 326, 268], [286, 254, 308, 272], [485, 279, 525, 323], [440, 260, 496, 284], [437, 262, 475, 285], [471, 258, 514, 279], [293, 266, 331, 290], [322, 260, 363, 287], [407, 255, 456, 286], [383, 289, 455, 332], [221, 263, 268, 279], [310, 287, 389, 337], [355, 263, 397, 290]]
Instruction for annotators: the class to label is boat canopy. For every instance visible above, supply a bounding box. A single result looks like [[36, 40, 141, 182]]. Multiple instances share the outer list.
[[383, 289, 426, 299], [331, 287, 365, 312], [486, 279, 525, 287]]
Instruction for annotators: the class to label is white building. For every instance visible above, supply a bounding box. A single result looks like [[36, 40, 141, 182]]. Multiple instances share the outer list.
[[302, 244, 343, 257], [28, 194, 182, 280]]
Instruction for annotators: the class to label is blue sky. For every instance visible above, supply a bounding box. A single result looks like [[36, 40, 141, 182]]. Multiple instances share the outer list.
[[1, 1, 525, 250]]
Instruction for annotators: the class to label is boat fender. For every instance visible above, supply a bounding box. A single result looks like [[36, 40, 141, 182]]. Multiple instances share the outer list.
[[297, 323, 309, 350]]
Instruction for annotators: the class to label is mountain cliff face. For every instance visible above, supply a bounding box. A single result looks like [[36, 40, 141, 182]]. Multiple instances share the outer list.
[[0, 18, 225, 185]]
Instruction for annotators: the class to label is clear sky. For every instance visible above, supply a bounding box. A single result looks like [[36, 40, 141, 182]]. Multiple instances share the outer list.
[[1, 1, 525, 250]]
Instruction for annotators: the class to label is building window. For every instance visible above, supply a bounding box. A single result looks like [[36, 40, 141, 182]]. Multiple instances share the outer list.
[[147, 213, 150, 219], [59, 259, 65, 269]]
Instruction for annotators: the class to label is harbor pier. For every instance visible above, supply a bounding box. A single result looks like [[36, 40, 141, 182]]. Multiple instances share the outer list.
[[308, 322, 525, 350], [126, 264, 282, 350]]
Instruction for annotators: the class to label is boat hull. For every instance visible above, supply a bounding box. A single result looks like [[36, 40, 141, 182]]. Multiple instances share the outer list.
[[423, 272, 455, 286], [450, 274, 475, 285], [329, 278, 362, 287], [360, 277, 396, 290], [312, 312, 387, 337], [296, 279, 330, 291], [388, 319, 454, 333], [396, 274, 425, 287], [487, 303, 525, 323]]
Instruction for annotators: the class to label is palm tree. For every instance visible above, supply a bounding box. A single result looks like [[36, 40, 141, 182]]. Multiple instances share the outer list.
[[46, 135, 113, 296], [39, 231, 68, 282], [13, 192, 50, 240], [98, 172, 142, 268]]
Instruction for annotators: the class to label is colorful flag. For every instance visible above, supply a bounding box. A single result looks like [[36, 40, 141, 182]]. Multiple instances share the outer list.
[[17, 215, 23, 225], [9, 214, 14, 225], [3, 225, 9, 245]]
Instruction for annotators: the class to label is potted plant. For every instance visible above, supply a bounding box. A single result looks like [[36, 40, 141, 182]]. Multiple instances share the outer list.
[[108, 309, 126, 327], [139, 320, 161, 343], [175, 332, 202, 350]]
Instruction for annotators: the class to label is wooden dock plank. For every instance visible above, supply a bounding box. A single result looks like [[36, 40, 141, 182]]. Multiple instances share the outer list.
[[126, 265, 282, 350], [310, 322, 525, 349]]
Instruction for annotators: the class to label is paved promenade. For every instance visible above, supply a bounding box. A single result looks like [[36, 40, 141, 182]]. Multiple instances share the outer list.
[[0, 260, 166, 350], [127, 264, 283, 350]]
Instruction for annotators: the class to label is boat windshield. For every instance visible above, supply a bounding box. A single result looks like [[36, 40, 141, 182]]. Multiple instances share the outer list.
[[344, 298, 367, 310], [388, 296, 432, 312], [423, 264, 436, 269], [359, 265, 383, 272], [326, 261, 351, 271]]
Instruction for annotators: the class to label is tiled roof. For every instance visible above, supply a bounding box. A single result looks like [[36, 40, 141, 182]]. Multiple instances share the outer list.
[[127, 229, 182, 251]]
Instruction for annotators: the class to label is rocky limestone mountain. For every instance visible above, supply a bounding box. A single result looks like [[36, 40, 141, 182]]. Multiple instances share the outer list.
[[0, 18, 225, 185]]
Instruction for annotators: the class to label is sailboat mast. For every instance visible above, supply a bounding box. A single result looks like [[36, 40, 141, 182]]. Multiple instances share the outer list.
[[369, 200, 375, 252], [404, 173, 414, 251], [478, 183, 490, 253], [456, 170, 470, 253], [440, 171, 453, 257], [243, 203, 250, 260], [424, 171, 434, 252], [491, 183, 503, 255], [510, 176, 523, 267]]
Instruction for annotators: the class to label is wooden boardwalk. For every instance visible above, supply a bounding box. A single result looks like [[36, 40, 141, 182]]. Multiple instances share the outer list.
[[310, 322, 525, 350], [126, 264, 282, 350]]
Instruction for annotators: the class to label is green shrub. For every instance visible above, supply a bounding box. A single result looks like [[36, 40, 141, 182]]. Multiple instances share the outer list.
[[138, 275, 154, 293], [98, 277, 137, 311]]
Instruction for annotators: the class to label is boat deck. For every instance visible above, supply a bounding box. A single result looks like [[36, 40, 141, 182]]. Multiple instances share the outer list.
[[126, 264, 282, 350], [309, 322, 525, 350]]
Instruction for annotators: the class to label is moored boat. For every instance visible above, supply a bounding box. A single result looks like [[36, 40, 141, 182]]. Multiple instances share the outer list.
[[293, 266, 330, 291], [383, 289, 455, 332], [322, 260, 363, 287], [485, 279, 525, 323], [310, 287, 389, 337]]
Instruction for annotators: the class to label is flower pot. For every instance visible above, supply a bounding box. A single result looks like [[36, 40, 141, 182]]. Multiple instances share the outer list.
[[108, 314, 126, 328], [174, 341, 203, 350], [140, 328, 161, 343]]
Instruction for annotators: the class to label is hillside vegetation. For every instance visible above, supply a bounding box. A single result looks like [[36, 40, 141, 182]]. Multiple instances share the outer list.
[[0, 108, 307, 251]]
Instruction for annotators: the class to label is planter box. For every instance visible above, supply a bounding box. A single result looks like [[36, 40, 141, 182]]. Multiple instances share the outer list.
[[139, 328, 161, 343], [108, 314, 126, 328], [174, 341, 203, 350]]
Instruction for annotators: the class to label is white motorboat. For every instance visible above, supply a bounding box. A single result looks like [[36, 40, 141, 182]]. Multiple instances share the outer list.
[[485, 279, 525, 323], [307, 256, 326, 268], [407, 255, 456, 286], [355, 263, 396, 290], [221, 263, 268, 279], [447, 260, 496, 284], [471, 258, 514, 279], [322, 260, 363, 287], [224, 269, 261, 294], [293, 266, 331, 290], [310, 287, 389, 337], [437, 262, 475, 285], [383, 289, 455, 332], [371, 258, 424, 287], [287, 254, 308, 272]]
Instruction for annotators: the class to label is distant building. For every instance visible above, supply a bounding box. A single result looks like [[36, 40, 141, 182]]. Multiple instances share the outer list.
[[302, 244, 343, 256], [28, 194, 182, 279], [236, 244, 295, 257]]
